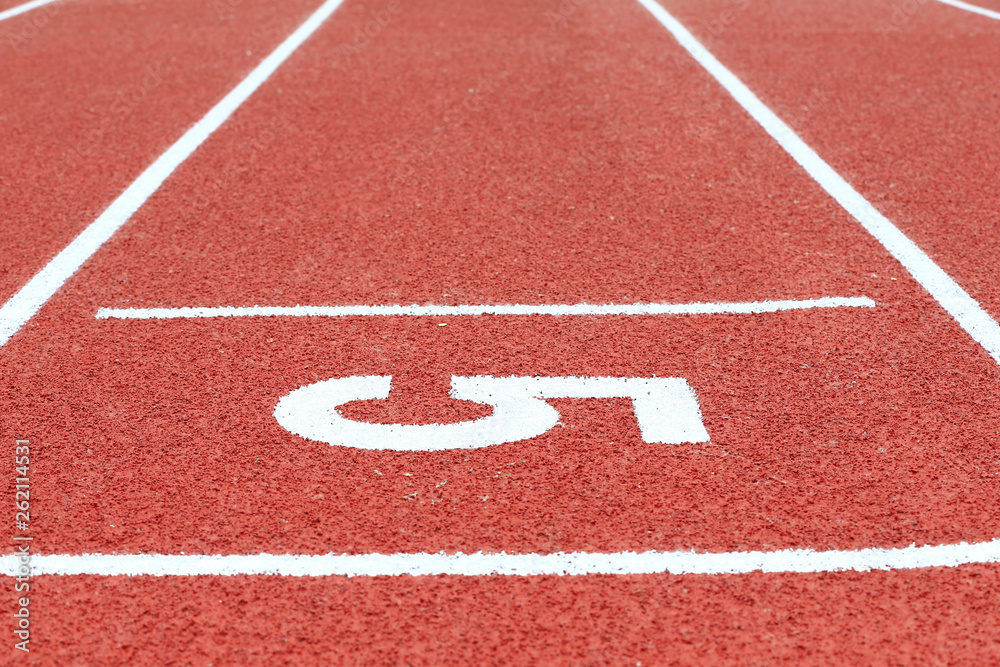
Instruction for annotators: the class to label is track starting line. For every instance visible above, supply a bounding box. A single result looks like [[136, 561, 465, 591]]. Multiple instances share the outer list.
[[93, 296, 875, 319], [6, 539, 1000, 577]]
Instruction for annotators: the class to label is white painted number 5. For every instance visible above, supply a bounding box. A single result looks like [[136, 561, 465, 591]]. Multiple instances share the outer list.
[[274, 375, 710, 451]]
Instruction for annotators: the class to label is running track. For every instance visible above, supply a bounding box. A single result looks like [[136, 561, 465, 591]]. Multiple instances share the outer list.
[[2, 0, 999, 662]]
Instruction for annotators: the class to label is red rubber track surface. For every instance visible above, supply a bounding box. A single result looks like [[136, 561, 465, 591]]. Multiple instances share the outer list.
[[0, 0, 318, 303], [34, 568, 1000, 664], [660, 0, 1000, 318], [3, 0, 1000, 663]]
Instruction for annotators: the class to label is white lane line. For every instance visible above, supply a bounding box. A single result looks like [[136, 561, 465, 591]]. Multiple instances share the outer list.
[[936, 0, 1000, 20], [0, 0, 59, 23], [0, 0, 347, 348], [635, 0, 1000, 366], [95, 296, 876, 319], [4, 539, 999, 577]]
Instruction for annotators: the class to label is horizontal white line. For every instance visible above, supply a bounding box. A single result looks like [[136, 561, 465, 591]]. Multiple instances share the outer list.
[[635, 0, 1000, 366], [4, 539, 999, 577], [936, 0, 1000, 20], [0, 0, 59, 23], [0, 0, 346, 348], [95, 297, 876, 319]]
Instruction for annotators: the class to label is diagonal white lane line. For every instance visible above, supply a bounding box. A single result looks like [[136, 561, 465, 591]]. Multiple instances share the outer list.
[[94, 296, 877, 319], [634, 0, 1000, 366], [936, 0, 1000, 21], [4, 539, 1000, 577], [0, 0, 59, 23], [0, 0, 348, 347]]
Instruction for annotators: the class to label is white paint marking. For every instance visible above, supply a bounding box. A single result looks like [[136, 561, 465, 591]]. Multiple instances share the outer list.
[[4, 539, 999, 577], [273, 375, 709, 451], [3, 0, 993, 583], [0, 0, 59, 23], [95, 296, 876, 320], [0, 0, 347, 348], [936, 0, 1000, 20], [635, 0, 1000, 366]]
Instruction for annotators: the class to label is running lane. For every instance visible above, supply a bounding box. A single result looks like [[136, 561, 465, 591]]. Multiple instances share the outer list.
[[658, 0, 1000, 320], [3, 0, 1000, 663], [33, 567, 1000, 663], [0, 0, 319, 303]]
